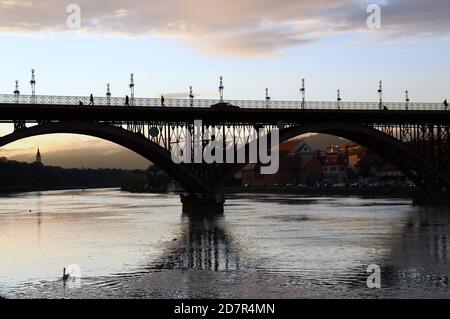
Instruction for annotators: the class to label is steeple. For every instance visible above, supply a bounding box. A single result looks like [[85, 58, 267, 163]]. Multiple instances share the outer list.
[[36, 148, 42, 164]]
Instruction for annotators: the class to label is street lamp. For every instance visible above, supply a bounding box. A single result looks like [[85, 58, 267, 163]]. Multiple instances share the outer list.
[[30, 69, 36, 104], [337, 89, 342, 110], [14, 80, 20, 103], [265, 88, 271, 108], [300, 78, 305, 109], [378, 80, 383, 110], [106, 83, 111, 106], [189, 86, 194, 107], [405, 90, 410, 110], [129, 73, 135, 106], [219, 76, 224, 102]]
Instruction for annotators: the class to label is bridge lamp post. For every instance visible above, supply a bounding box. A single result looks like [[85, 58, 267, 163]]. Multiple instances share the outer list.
[[189, 86, 194, 107], [129, 73, 135, 106], [300, 78, 306, 109], [405, 90, 410, 110], [337, 89, 342, 110], [13, 80, 20, 103], [30, 69, 36, 104], [219, 76, 224, 102], [378, 80, 383, 110], [106, 83, 111, 106], [265, 88, 271, 108]]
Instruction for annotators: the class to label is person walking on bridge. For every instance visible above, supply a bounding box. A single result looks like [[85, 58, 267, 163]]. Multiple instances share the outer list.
[[161, 95, 165, 107], [444, 99, 448, 111], [125, 95, 129, 106], [88, 94, 94, 106]]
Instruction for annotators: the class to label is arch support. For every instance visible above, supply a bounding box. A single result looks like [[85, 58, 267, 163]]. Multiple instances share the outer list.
[[214, 122, 450, 192], [0, 122, 210, 194]]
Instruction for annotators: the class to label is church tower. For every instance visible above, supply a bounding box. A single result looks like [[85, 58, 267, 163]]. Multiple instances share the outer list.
[[36, 148, 42, 164]]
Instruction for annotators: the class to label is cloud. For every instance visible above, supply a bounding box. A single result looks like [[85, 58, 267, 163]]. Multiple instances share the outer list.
[[0, 0, 448, 56], [324, 0, 450, 43]]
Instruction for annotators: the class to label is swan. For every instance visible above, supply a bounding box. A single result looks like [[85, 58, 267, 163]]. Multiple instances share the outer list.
[[62, 268, 70, 281]]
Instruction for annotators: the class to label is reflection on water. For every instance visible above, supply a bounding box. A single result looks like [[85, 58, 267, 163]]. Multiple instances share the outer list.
[[1, 189, 450, 298], [377, 208, 450, 298], [150, 217, 240, 272]]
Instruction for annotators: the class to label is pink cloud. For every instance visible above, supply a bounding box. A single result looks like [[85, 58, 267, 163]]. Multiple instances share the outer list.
[[0, 0, 448, 56]]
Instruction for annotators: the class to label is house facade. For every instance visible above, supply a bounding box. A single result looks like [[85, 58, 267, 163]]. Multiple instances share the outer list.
[[241, 139, 323, 187]]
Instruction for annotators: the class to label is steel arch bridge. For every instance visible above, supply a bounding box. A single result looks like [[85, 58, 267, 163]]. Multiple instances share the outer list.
[[1, 94, 449, 213]]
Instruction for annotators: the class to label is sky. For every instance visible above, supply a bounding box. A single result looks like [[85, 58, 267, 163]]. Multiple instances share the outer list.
[[0, 0, 449, 168]]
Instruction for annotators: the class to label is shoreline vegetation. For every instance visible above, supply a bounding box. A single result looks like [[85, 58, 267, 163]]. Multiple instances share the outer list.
[[0, 159, 127, 194]]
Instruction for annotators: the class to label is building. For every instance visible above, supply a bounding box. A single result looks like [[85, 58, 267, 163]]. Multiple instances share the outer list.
[[35, 148, 42, 164], [339, 144, 366, 168], [294, 154, 323, 185], [377, 163, 405, 182], [322, 145, 349, 183], [241, 139, 323, 187]]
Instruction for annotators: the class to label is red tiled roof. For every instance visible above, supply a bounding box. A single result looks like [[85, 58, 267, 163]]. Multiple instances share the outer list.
[[278, 139, 302, 152]]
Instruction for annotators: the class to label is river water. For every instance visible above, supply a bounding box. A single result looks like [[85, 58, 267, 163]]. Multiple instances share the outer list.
[[0, 188, 449, 299]]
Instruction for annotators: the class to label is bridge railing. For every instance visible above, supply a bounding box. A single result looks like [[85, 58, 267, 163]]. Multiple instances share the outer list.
[[0, 94, 446, 110]]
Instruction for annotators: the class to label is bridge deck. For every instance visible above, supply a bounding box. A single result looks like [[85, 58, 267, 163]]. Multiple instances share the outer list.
[[0, 104, 449, 125]]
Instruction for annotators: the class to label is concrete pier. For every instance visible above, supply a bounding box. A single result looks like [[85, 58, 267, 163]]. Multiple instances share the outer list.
[[180, 193, 225, 216], [412, 191, 450, 206]]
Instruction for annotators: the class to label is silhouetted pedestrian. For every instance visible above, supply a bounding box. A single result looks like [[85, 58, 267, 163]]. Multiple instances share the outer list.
[[161, 95, 165, 107], [88, 94, 94, 106], [383, 105, 389, 111], [444, 99, 448, 110], [79, 101, 83, 106], [125, 95, 129, 106]]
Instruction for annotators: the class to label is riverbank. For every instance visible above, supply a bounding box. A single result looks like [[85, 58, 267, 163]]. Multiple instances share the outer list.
[[223, 186, 412, 198], [0, 185, 119, 195]]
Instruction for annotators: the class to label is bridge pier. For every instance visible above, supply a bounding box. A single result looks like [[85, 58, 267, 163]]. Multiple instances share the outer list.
[[180, 193, 225, 216], [412, 191, 450, 206]]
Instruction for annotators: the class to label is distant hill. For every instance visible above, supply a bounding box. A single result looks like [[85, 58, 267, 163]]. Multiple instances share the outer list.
[[7, 148, 150, 170], [301, 134, 352, 151]]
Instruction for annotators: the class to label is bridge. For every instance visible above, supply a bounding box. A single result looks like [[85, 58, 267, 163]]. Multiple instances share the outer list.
[[1, 93, 449, 214]]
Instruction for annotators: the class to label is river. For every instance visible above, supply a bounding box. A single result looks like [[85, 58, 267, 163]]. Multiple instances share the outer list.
[[0, 188, 449, 299]]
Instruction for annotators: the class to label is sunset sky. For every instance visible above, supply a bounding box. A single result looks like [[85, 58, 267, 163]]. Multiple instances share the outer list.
[[0, 0, 449, 168]]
